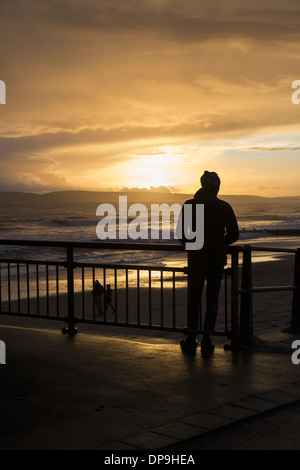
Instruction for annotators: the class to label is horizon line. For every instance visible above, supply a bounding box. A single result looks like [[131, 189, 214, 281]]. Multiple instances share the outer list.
[[0, 189, 300, 199]]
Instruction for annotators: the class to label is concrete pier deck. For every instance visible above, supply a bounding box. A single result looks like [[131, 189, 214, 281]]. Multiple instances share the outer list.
[[0, 315, 300, 451]]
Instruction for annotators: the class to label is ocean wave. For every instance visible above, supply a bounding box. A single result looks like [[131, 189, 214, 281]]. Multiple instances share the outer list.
[[238, 230, 275, 240], [40, 218, 97, 228], [239, 228, 300, 240]]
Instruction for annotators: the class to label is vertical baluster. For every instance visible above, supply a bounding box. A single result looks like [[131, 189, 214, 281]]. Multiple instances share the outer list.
[[224, 270, 228, 334], [17, 263, 20, 313], [27, 264, 30, 315], [81, 266, 85, 320], [0, 262, 2, 313], [126, 268, 129, 325], [92, 267, 95, 320], [172, 271, 176, 329], [46, 264, 49, 316], [103, 267, 106, 322], [36, 264, 39, 316], [56, 265, 59, 318], [160, 270, 164, 328], [137, 269, 140, 326], [114, 269, 118, 323], [8, 263, 11, 313], [149, 270, 152, 327]]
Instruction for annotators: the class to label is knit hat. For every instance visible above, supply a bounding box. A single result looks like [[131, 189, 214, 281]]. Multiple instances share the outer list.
[[200, 171, 220, 190]]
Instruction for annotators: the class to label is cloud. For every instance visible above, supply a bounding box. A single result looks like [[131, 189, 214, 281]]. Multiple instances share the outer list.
[[242, 146, 300, 152], [121, 185, 173, 193], [1, 0, 300, 195], [3, 1, 300, 53], [2, 0, 299, 43], [258, 185, 281, 190], [0, 153, 69, 192]]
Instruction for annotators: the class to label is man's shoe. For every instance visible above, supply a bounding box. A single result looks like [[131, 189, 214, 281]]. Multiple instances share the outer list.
[[201, 335, 214, 355], [180, 336, 198, 353]]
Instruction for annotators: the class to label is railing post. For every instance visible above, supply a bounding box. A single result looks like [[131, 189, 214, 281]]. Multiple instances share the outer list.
[[225, 247, 240, 350], [62, 246, 78, 335], [291, 248, 300, 331], [239, 246, 255, 344]]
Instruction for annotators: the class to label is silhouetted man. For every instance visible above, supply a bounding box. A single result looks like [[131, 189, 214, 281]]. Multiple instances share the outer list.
[[178, 171, 239, 355]]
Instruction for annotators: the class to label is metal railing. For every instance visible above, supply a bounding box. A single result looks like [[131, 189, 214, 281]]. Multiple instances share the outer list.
[[0, 240, 186, 332], [0, 239, 299, 347], [238, 245, 300, 343]]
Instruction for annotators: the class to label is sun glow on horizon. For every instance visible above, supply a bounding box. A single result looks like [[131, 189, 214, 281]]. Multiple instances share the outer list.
[[122, 147, 184, 189], [129, 158, 171, 189]]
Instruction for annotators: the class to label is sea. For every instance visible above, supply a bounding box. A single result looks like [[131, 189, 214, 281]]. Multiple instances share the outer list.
[[0, 192, 299, 268]]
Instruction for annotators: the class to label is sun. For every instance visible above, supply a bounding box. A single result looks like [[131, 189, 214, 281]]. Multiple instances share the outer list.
[[135, 164, 169, 188], [127, 153, 173, 189]]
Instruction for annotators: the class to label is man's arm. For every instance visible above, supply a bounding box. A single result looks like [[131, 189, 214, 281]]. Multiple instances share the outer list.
[[224, 205, 239, 246]]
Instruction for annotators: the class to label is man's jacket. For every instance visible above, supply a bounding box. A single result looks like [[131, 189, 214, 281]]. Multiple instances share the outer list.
[[178, 188, 239, 267]]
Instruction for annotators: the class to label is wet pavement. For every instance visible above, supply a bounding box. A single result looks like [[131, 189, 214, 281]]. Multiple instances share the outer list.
[[0, 314, 300, 451]]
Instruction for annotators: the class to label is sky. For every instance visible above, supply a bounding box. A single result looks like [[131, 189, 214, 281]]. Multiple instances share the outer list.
[[1, 0, 300, 197]]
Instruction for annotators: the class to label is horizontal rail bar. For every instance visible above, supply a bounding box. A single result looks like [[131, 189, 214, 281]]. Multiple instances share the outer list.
[[0, 239, 186, 251], [252, 286, 298, 293], [75, 262, 187, 272], [0, 259, 65, 266], [0, 239, 298, 254], [0, 259, 187, 273], [249, 247, 298, 254]]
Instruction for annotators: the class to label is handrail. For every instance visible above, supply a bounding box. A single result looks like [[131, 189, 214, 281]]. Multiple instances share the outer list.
[[0, 238, 298, 254], [0, 239, 185, 251], [247, 246, 298, 254]]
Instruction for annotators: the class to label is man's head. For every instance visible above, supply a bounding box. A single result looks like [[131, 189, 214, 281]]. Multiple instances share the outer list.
[[200, 171, 220, 195]]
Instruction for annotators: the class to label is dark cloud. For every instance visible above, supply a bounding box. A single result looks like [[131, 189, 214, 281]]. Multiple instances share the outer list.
[[0, 153, 69, 192], [2, 0, 300, 43]]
